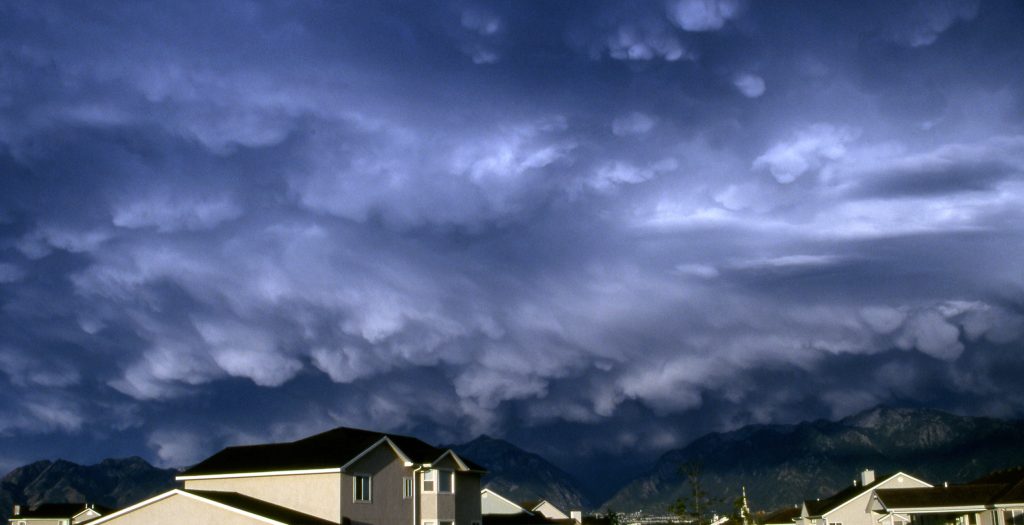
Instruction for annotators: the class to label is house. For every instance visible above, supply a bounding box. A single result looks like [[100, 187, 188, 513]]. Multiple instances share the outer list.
[[81, 426, 485, 525], [8, 503, 112, 525], [480, 489, 580, 525], [871, 467, 1024, 525], [798, 470, 932, 525]]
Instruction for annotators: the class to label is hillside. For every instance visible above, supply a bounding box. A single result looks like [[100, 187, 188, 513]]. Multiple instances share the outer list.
[[0, 457, 177, 522], [451, 435, 590, 511], [602, 406, 1024, 513]]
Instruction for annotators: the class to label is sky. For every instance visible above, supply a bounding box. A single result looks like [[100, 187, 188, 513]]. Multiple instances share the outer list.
[[1, 0, 1024, 486]]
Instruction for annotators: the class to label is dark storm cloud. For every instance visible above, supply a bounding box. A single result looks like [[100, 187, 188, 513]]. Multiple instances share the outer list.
[[1, 0, 1023, 471]]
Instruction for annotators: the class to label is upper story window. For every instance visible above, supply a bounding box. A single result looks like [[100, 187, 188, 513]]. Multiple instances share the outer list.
[[354, 474, 372, 502], [423, 470, 435, 492], [438, 470, 454, 493], [403, 477, 414, 499]]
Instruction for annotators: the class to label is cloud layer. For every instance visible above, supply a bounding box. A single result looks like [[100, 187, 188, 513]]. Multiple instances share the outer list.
[[0, 0, 1023, 473]]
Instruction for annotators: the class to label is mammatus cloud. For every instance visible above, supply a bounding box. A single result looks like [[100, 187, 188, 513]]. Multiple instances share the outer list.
[[666, 0, 743, 32], [733, 73, 766, 98], [0, 0, 1022, 472]]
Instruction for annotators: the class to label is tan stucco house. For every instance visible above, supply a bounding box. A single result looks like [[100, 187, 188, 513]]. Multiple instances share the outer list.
[[871, 467, 1024, 525], [84, 426, 486, 525], [798, 470, 932, 525]]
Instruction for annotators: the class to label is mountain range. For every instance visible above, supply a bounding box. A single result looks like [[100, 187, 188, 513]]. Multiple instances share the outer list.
[[4, 406, 1024, 522], [603, 406, 1024, 514], [0, 457, 177, 522]]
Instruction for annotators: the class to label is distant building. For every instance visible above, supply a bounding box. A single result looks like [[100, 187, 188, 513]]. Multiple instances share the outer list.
[[8, 503, 112, 525], [871, 467, 1024, 525], [798, 470, 932, 525], [52, 426, 485, 525], [480, 489, 581, 525]]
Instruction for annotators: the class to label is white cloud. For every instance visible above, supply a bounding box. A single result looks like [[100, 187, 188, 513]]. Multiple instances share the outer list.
[[733, 73, 766, 98], [892, 0, 980, 47], [667, 0, 742, 32], [753, 124, 859, 183], [612, 112, 657, 136], [600, 25, 691, 62], [112, 193, 242, 232]]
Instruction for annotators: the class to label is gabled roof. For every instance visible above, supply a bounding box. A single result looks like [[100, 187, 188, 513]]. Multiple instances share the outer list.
[[179, 426, 485, 477], [762, 506, 801, 525], [481, 488, 533, 515], [874, 485, 1005, 510], [805, 472, 928, 517], [15, 503, 113, 519], [805, 478, 887, 516], [483, 512, 577, 525], [187, 490, 337, 525], [87, 489, 335, 525], [874, 466, 1024, 510], [16, 503, 90, 519]]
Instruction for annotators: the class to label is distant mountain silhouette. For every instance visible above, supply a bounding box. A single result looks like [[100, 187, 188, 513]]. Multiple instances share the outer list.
[[0, 457, 177, 522], [602, 406, 1024, 513], [451, 435, 590, 511]]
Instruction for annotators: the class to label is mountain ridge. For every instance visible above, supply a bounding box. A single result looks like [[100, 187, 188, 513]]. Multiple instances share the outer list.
[[602, 406, 1024, 513]]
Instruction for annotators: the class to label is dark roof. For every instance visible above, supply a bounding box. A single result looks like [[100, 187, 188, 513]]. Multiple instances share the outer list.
[[483, 512, 575, 525], [874, 466, 1024, 510], [520, 500, 542, 511], [187, 490, 338, 525], [181, 426, 484, 476], [875, 485, 1005, 509], [762, 506, 801, 524], [16, 503, 112, 519], [805, 476, 889, 516]]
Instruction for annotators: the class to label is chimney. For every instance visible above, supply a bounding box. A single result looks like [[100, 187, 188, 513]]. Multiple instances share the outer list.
[[860, 469, 876, 486], [571, 511, 583, 523], [13, 504, 20, 516]]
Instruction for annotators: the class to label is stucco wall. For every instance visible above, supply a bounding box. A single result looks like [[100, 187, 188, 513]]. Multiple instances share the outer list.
[[184, 472, 341, 522], [98, 493, 269, 525], [341, 443, 414, 525], [482, 492, 522, 515]]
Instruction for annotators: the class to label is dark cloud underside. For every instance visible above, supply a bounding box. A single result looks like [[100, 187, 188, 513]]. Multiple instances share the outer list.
[[0, 0, 1023, 471]]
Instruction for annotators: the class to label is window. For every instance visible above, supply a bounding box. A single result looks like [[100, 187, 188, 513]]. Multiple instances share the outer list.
[[440, 521, 454, 525], [354, 474, 372, 502], [1005, 510, 1024, 525], [423, 470, 435, 492], [438, 470, 454, 493], [829, 521, 843, 525], [403, 477, 414, 499]]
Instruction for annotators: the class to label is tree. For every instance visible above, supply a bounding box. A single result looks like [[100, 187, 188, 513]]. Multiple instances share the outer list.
[[669, 463, 721, 525], [602, 507, 621, 525]]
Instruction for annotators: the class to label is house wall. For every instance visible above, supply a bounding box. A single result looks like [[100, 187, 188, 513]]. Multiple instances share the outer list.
[[96, 493, 268, 525], [341, 443, 414, 525], [824, 476, 931, 525], [481, 492, 523, 515], [454, 472, 481, 525], [73, 509, 101, 524], [184, 471, 341, 522], [534, 502, 569, 520]]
